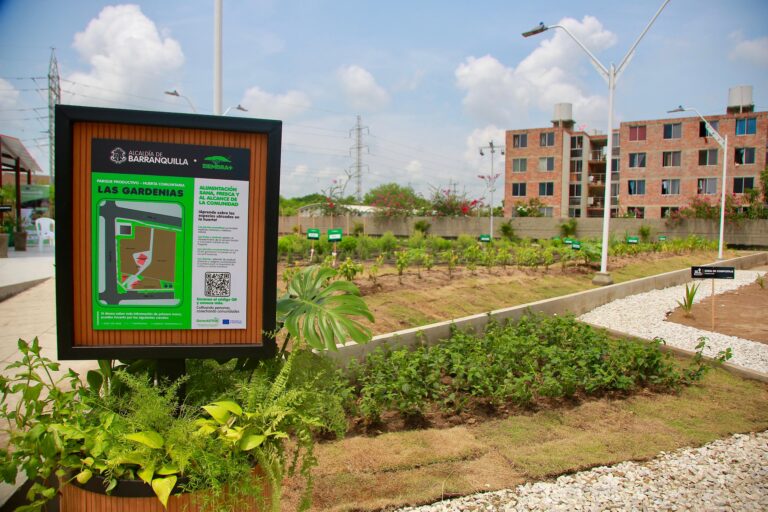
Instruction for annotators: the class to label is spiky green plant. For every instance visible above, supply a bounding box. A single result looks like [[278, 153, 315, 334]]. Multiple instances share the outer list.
[[677, 282, 700, 318]]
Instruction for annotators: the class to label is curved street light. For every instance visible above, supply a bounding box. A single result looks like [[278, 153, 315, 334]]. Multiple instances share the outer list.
[[668, 106, 728, 260], [222, 104, 248, 116], [522, 0, 671, 286], [163, 89, 197, 113]]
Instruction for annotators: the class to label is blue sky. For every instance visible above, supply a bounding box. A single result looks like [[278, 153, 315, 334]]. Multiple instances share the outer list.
[[1, 0, 766, 203]]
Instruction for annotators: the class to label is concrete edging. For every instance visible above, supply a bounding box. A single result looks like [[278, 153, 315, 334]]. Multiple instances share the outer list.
[[327, 252, 768, 365], [0, 278, 50, 303]]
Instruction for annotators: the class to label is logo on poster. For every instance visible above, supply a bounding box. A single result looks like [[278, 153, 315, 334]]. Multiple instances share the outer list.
[[110, 147, 127, 164]]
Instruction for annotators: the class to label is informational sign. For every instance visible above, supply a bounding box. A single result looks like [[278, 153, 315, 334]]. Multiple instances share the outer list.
[[479, 234, 491, 243], [307, 228, 320, 240], [571, 241, 582, 250], [691, 266, 735, 279], [91, 139, 250, 330], [55, 105, 281, 360], [627, 236, 639, 244], [328, 228, 343, 242], [563, 238, 574, 245], [0, 205, 11, 213], [658, 235, 667, 242]]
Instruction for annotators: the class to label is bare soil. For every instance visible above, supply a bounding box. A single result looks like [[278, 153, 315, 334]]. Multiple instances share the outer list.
[[666, 280, 768, 343]]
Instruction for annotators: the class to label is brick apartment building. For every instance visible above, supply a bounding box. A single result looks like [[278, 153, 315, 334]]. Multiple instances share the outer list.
[[504, 87, 767, 219]]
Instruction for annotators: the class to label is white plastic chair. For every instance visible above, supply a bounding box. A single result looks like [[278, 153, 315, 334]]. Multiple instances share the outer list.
[[35, 217, 55, 251]]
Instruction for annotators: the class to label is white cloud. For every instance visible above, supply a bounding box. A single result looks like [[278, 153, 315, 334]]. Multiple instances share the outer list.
[[729, 36, 768, 68], [66, 4, 184, 107], [455, 15, 616, 128], [240, 86, 311, 120], [0, 78, 20, 109], [338, 65, 389, 110], [463, 125, 506, 168]]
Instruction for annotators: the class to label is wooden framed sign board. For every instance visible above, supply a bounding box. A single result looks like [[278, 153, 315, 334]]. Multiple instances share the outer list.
[[55, 105, 281, 360]]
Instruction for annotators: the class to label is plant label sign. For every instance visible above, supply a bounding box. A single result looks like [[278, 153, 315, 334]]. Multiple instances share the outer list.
[[691, 266, 735, 279], [328, 229, 343, 242], [307, 228, 320, 240], [627, 236, 639, 244], [479, 234, 491, 243], [563, 238, 574, 245], [55, 105, 281, 360], [0, 205, 11, 213], [658, 235, 667, 242], [571, 241, 581, 250]]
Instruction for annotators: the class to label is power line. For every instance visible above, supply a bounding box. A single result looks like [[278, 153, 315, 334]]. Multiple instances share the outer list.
[[349, 114, 369, 202]]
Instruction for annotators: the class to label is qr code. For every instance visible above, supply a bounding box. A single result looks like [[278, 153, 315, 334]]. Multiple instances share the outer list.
[[204, 272, 231, 297]]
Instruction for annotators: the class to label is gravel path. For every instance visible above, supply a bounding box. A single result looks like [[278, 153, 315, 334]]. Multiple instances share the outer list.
[[579, 269, 768, 375], [397, 431, 768, 511], [397, 269, 768, 511]]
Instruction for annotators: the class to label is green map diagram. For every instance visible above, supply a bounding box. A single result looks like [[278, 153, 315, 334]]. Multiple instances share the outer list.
[[97, 200, 183, 306]]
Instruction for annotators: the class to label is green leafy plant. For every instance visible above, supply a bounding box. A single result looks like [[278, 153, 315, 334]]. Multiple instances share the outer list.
[[498, 220, 516, 241], [367, 255, 384, 287], [755, 274, 765, 290], [412, 220, 431, 235], [337, 257, 363, 282], [395, 251, 410, 283], [677, 282, 700, 318], [558, 218, 578, 238], [638, 224, 652, 243], [441, 250, 459, 279]]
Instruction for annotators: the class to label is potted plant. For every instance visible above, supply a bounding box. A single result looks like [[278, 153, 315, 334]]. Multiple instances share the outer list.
[[0, 266, 373, 511], [0, 218, 10, 258], [12, 214, 27, 251]]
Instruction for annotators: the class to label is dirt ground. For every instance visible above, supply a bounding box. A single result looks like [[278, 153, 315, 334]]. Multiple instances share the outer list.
[[666, 278, 768, 343]]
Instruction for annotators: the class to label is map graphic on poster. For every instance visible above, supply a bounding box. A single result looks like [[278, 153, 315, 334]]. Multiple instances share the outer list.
[[98, 200, 182, 305], [91, 139, 251, 330]]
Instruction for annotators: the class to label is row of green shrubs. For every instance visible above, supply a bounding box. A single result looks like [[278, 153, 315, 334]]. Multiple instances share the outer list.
[[344, 314, 728, 424]]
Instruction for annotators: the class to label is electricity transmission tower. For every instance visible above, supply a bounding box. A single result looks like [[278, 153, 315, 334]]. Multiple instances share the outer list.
[[349, 115, 369, 202], [48, 48, 61, 183]]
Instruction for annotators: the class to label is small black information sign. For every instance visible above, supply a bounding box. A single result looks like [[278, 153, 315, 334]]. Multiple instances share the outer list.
[[0, 205, 11, 213], [691, 266, 735, 279]]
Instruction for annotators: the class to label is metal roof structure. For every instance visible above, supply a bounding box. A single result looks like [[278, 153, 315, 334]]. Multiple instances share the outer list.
[[0, 134, 43, 176]]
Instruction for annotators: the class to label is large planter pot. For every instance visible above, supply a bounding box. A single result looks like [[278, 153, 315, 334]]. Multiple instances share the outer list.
[[59, 468, 268, 512], [13, 231, 27, 251], [0, 233, 8, 257]]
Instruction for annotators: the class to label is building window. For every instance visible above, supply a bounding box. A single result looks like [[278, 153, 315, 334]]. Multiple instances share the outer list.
[[538, 157, 555, 171], [612, 132, 620, 147], [663, 123, 682, 139], [735, 117, 757, 136], [662, 151, 681, 167], [511, 182, 527, 196], [513, 134, 528, 148], [627, 206, 645, 218], [571, 136, 583, 157], [628, 180, 646, 195], [540, 132, 555, 147], [568, 207, 581, 218], [661, 179, 681, 195], [733, 176, 755, 194], [538, 182, 554, 196], [735, 147, 756, 165], [538, 207, 554, 217], [661, 206, 680, 218], [512, 158, 527, 173], [698, 149, 718, 166], [611, 183, 620, 197], [699, 120, 719, 137], [628, 152, 646, 168], [611, 158, 620, 173], [570, 160, 583, 174], [697, 178, 717, 195], [569, 184, 582, 197], [629, 125, 646, 141]]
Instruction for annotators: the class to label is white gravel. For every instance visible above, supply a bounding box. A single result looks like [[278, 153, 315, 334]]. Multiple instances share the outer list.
[[579, 269, 768, 375], [396, 268, 768, 511], [397, 431, 768, 511]]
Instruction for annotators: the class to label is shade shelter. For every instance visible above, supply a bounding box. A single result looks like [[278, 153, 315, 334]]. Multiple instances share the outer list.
[[0, 134, 44, 226]]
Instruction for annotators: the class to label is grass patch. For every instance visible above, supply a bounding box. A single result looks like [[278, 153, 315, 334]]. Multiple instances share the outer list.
[[288, 365, 768, 511]]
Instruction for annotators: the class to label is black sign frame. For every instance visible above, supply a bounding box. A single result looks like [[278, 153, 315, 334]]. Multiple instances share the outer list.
[[690, 266, 735, 280], [55, 105, 281, 360]]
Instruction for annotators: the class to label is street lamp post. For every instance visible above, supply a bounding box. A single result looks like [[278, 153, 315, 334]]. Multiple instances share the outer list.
[[479, 140, 504, 238], [222, 104, 248, 116], [523, 0, 670, 286], [668, 106, 728, 260], [164, 89, 197, 113]]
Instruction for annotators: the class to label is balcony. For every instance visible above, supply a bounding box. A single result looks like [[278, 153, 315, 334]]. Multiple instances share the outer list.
[[569, 172, 582, 182], [590, 150, 606, 162], [568, 196, 582, 206]]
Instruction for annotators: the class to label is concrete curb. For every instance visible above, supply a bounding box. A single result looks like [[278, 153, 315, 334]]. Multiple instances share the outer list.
[[0, 278, 50, 303], [327, 252, 768, 365]]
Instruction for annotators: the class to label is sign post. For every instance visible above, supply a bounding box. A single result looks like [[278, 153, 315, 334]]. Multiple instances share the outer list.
[[328, 228, 342, 266], [307, 228, 320, 261], [691, 266, 735, 332], [55, 105, 281, 361]]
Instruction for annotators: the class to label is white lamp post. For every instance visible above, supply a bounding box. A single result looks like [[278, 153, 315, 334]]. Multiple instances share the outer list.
[[668, 106, 728, 260], [479, 140, 504, 238], [523, 0, 670, 286], [223, 104, 248, 116], [164, 89, 197, 113]]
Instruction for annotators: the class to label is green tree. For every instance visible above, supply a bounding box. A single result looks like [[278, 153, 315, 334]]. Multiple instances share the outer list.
[[363, 183, 426, 217]]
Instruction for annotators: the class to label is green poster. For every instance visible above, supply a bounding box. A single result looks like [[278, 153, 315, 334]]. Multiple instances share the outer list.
[[91, 139, 251, 330]]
